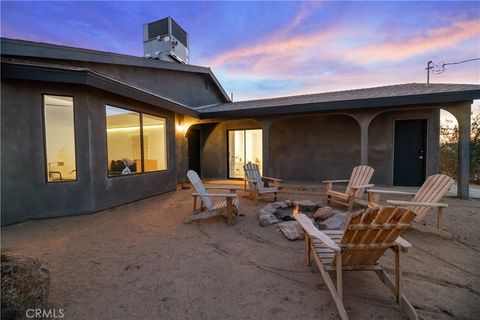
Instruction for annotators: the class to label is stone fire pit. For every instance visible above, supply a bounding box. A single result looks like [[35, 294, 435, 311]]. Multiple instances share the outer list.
[[257, 200, 349, 241]]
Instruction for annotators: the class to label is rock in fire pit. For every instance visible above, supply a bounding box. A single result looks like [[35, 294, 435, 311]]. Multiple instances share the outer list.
[[257, 200, 348, 240], [277, 221, 304, 240]]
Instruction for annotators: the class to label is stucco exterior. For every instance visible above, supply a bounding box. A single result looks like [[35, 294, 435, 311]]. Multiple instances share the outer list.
[[1, 38, 478, 225], [1, 80, 178, 225]]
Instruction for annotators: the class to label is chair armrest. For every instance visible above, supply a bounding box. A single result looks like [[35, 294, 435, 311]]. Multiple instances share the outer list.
[[394, 236, 412, 249], [295, 214, 341, 252], [262, 176, 283, 182], [323, 179, 349, 184], [367, 189, 416, 196], [205, 186, 241, 191], [387, 200, 448, 208], [394, 236, 412, 253], [350, 184, 375, 189], [192, 193, 238, 198]]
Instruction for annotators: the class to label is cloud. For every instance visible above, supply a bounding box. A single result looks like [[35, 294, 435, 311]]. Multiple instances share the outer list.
[[206, 14, 478, 78], [343, 19, 480, 64], [205, 2, 340, 78]]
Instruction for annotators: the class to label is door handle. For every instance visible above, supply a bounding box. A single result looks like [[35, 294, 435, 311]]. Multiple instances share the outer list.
[[418, 150, 424, 160]]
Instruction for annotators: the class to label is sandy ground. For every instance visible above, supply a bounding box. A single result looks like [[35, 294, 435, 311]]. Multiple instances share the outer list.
[[2, 183, 480, 320]]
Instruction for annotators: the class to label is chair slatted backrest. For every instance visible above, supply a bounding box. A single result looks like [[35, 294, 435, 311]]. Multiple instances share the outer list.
[[345, 165, 374, 198], [410, 174, 454, 222], [243, 162, 264, 191], [187, 170, 213, 210], [339, 207, 416, 266]]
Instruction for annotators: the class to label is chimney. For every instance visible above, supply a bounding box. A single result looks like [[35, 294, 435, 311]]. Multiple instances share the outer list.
[[143, 17, 189, 64]]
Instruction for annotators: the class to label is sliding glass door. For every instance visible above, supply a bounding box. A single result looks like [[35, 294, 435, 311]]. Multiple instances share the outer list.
[[228, 129, 263, 178]]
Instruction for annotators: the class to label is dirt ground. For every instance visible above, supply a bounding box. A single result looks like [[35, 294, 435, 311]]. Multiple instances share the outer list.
[[2, 183, 479, 320]]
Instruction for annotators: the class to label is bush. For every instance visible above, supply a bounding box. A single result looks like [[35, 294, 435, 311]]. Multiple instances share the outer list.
[[439, 113, 480, 184]]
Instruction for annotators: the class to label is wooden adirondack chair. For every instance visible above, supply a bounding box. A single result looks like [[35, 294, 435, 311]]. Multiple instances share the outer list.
[[323, 165, 375, 211], [243, 162, 283, 204], [367, 174, 454, 229], [294, 207, 418, 320], [185, 170, 240, 225]]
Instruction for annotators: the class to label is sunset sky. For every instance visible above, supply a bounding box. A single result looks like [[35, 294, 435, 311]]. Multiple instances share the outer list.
[[1, 1, 479, 115]]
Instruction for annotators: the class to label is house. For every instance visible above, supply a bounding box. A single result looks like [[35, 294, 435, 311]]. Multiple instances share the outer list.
[[1, 20, 479, 226]]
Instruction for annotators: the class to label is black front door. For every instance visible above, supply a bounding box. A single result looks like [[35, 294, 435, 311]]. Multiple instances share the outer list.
[[188, 129, 201, 175], [394, 119, 426, 186]]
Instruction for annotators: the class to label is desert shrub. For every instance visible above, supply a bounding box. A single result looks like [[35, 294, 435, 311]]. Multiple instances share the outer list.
[[440, 114, 480, 184]]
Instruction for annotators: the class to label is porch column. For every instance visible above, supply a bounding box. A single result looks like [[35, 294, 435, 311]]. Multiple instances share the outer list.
[[446, 102, 471, 199], [350, 112, 374, 165], [260, 120, 273, 177], [359, 121, 369, 165]]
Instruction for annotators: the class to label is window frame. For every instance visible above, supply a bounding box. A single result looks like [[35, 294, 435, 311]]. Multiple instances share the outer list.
[[140, 112, 168, 174], [226, 128, 263, 179], [42, 93, 78, 184], [104, 104, 168, 178]]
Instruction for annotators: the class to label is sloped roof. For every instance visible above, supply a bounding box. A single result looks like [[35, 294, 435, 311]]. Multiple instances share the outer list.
[[2, 38, 479, 119], [199, 83, 480, 118], [0, 37, 231, 103]]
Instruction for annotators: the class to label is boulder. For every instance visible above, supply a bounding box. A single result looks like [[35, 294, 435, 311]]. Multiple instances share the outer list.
[[313, 206, 338, 221], [271, 201, 289, 209], [1, 253, 50, 320], [317, 213, 349, 230], [277, 221, 305, 240], [258, 213, 279, 227], [292, 200, 320, 212], [257, 205, 277, 217], [274, 208, 292, 220]]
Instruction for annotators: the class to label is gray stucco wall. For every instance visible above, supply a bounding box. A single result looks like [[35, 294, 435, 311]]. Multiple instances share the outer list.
[[1, 80, 177, 225], [196, 115, 361, 182], [269, 114, 361, 182], [175, 115, 188, 184], [194, 109, 440, 186], [199, 120, 261, 179]]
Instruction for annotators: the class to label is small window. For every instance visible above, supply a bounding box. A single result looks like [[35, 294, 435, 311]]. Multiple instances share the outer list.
[[44, 95, 77, 182], [105, 105, 167, 177]]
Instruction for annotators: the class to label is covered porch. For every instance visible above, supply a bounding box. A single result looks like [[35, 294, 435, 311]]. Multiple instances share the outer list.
[[178, 99, 473, 198]]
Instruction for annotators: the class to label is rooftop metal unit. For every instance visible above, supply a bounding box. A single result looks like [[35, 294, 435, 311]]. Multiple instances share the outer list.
[[143, 17, 189, 64]]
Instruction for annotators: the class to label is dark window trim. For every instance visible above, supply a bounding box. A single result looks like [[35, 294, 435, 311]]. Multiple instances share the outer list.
[[140, 112, 145, 174], [105, 104, 168, 178], [42, 93, 78, 183]]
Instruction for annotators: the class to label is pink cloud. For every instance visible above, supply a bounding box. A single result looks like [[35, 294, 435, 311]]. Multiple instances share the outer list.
[[206, 16, 479, 82], [209, 28, 342, 78], [344, 19, 480, 63]]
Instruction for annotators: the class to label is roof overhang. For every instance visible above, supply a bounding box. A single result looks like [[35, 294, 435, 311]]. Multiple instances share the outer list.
[[1, 61, 200, 117], [199, 90, 479, 119]]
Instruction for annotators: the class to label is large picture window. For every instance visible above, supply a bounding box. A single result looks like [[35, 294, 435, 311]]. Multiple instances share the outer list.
[[44, 95, 77, 182], [106, 105, 167, 176]]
